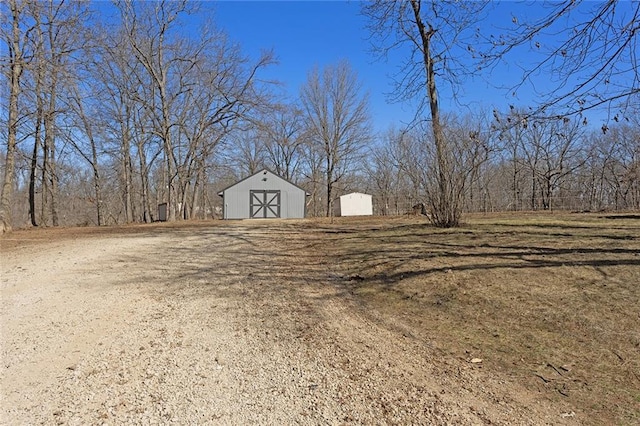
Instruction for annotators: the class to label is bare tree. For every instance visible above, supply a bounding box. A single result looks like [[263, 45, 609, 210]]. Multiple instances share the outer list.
[[115, 0, 274, 221], [66, 81, 105, 225], [26, 0, 45, 227], [0, 0, 27, 233], [534, 119, 584, 210], [92, 22, 158, 223], [482, 1, 640, 120], [299, 141, 324, 217], [173, 35, 274, 220], [496, 108, 586, 210], [365, 128, 424, 216], [363, 0, 489, 227], [2, 0, 84, 229], [115, 0, 191, 221], [445, 114, 494, 213], [226, 129, 266, 177], [494, 107, 530, 211], [383, 127, 429, 213], [300, 61, 371, 217], [28, 0, 88, 227], [585, 123, 640, 210], [259, 103, 307, 182], [366, 141, 398, 216]]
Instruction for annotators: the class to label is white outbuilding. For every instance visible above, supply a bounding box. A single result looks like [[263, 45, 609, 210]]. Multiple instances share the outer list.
[[335, 192, 373, 217]]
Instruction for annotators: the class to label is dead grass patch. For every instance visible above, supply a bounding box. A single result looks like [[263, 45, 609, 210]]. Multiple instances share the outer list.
[[317, 213, 640, 424]]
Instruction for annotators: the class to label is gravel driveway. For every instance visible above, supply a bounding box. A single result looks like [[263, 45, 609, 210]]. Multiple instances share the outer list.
[[1, 222, 561, 425]]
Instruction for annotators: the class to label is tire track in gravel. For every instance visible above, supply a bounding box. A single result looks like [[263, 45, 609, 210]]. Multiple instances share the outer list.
[[224, 223, 562, 425]]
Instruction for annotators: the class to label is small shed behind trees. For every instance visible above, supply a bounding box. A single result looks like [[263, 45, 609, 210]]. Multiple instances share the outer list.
[[218, 169, 308, 219], [335, 192, 373, 217]]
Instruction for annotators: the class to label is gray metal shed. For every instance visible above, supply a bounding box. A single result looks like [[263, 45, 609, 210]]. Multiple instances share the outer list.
[[217, 169, 308, 219]]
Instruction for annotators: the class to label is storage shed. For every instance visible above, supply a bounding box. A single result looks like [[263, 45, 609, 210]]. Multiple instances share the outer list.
[[335, 192, 373, 217], [218, 169, 308, 219]]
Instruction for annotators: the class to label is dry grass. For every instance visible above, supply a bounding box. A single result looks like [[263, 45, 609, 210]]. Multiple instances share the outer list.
[[311, 212, 640, 424]]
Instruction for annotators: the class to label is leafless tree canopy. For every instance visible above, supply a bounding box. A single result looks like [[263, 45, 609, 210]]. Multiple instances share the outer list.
[[1, 1, 638, 231], [300, 61, 372, 217], [363, 0, 490, 115], [361, 0, 638, 226], [480, 0, 640, 119], [363, 0, 491, 226]]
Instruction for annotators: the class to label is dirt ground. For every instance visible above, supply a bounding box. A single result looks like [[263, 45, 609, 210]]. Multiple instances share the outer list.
[[1, 213, 638, 425]]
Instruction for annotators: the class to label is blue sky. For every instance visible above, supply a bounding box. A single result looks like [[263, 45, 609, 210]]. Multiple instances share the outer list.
[[93, 1, 635, 132], [210, 1, 412, 131], [210, 0, 503, 131], [208, 1, 640, 131], [207, 1, 607, 131]]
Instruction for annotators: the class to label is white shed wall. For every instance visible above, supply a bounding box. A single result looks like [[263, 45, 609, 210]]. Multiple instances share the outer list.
[[336, 193, 373, 216]]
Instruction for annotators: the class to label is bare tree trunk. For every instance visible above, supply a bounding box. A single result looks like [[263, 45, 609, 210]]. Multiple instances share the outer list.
[[71, 115, 103, 225], [199, 164, 207, 219], [28, 126, 40, 227], [41, 127, 49, 225], [190, 180, 199, 220], [410, 0, 458, 227], [326, 156, 333, 217], [0, 0, 24, 233], [190, 157, 204, 219], [511, 142, 519, 211], [91, 142, 102, 226], [531, 171, 537, 210], [69, 82, 104, 226], [121, 114, 133, 223], [48, 131, 59, 227], [160, 83, 177, 221], [137, 138, 153, 223], [44, 95, 59, 226], [29, 22, 45, 227], [121, 0, 182, 222]]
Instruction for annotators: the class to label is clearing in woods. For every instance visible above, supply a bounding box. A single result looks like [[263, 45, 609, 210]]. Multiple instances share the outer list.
[[1, 213, 639, 424]]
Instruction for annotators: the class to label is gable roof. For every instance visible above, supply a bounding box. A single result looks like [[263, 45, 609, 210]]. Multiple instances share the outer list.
[[217, 168, 310, 196]]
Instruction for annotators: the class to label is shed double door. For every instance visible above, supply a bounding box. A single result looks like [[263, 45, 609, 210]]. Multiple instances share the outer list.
[[250, 190, 281, 218]]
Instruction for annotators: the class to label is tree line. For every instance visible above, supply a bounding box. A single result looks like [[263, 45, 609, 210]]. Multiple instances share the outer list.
[[2, 0, 638, 232]]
